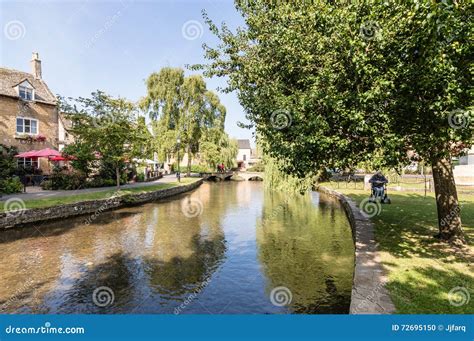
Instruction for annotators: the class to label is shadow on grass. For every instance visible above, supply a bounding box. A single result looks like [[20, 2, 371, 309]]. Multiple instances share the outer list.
[[347, 192, 473, 262], [387, 265, 473, 314]]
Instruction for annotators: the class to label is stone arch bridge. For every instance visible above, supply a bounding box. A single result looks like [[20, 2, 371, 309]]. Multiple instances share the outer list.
[[200, 172, 264, 182]]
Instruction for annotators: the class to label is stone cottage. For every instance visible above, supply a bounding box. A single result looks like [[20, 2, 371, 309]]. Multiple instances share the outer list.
[[0, 53, 58, 171]]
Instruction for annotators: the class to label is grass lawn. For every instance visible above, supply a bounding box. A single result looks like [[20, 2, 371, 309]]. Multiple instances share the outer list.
[[0, 178, 198, 211], [320, 183, 473, 314]]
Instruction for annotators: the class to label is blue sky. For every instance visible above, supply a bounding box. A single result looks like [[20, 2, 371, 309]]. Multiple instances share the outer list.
[[0, 0, 254, 144]]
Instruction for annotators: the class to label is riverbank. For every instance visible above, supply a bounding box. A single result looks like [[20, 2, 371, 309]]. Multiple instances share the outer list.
[[0, 178, 202, 229], [317, 185, 396, 315], [319, 183, 474, 314]]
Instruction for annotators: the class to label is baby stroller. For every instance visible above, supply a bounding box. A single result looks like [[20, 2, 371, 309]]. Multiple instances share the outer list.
[[369, 182, 391, 204]]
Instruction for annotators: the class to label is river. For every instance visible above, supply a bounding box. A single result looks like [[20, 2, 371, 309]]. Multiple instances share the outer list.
[[0, 182, 354, 314]]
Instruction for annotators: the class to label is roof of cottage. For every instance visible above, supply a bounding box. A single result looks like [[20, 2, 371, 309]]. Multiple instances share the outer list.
[[0, 67, 56, 105], [237, 139, 251, 149]]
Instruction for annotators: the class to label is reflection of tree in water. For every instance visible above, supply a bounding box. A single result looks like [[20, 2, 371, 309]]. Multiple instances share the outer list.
[[256, 190, 354, 314], [36, 184, 231, 313], [143, 184, 230, 299], [49, 253, 137, 314], [144, 233, 226, 299]]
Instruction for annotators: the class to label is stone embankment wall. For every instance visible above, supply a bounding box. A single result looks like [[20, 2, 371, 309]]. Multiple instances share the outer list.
[[0, 180, 203, 229]]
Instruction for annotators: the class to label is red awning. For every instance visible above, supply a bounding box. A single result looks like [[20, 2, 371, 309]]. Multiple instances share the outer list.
[[15, 148, 61, 158], [49, 156, 67, 161], [14, 150, 38, 158]]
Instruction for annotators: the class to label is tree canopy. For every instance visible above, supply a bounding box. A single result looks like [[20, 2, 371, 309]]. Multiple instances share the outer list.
[[141, 67, 236, 173], [194, 1, 473, 242], [62, 91, 148, 188]]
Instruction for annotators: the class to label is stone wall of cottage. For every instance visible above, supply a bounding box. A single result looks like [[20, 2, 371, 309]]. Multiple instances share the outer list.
[[0, 95, 58, 153]]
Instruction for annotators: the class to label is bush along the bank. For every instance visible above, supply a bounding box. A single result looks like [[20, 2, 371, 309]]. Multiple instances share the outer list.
[[247, 162, 264, 172], [0, 177, 23, 194], [85, 177, 117, 188], [0, 144, 23, 194], [41, 165, 127, 191], [171, 163, 212, 173], [44, 169, 87, 190]]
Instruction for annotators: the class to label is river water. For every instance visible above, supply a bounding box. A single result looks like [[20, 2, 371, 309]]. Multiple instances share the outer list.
[[0, 182, 354, 314]]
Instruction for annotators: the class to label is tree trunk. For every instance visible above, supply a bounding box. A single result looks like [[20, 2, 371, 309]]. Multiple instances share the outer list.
[[187, 144, 191, 177], [431, 156, 464, 243], [115, 166, 121, 190]]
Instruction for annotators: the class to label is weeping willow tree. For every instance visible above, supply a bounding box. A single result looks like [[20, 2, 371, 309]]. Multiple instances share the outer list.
[[141, 67, 233, 174], [199, 128, 238, 169], [264, 156, 315, 193]]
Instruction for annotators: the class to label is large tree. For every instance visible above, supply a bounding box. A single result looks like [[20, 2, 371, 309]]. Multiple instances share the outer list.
[[63, 91, 146, 189], [200, 128, 238, 169], [194, 1, 473, 243], [141, 67, 230, 175]]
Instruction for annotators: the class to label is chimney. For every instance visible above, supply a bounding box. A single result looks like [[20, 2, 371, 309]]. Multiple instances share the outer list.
[[30, 52, 42, 79]]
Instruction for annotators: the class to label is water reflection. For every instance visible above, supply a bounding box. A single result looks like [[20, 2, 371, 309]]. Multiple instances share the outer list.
[[257, 191, 354, 313], [0, 182, 353, 314]]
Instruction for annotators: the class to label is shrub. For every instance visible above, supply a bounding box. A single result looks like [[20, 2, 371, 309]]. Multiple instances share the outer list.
[[103, 179, 116, 187], [0, 177, 23, 194], [0, 144, 18, 179], [136, 173, 145, 182], [86, 177, 105, 188], [192, 164, 212, 173], [247, 162, 264, 172], [171, 163, 212, 173], [40, 179, 52, 190], [49, 170, 86, 190]]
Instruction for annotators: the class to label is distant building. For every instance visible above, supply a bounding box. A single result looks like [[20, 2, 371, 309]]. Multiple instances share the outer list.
[[58, 113, 74, 151], [458, 146, 474, 166], [236, 139, 252, 169], [454, 146, 474, 184]]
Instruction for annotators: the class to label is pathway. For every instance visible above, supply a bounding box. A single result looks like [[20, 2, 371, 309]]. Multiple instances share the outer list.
[[0, 174, 187, 201]]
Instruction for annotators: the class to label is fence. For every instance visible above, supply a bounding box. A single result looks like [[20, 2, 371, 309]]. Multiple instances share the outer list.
[[328, 173, 474, 194], [328, 175, 365, 190]]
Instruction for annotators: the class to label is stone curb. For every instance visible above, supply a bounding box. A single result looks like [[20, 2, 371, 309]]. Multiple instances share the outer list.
[[316, 185, 396, 314], [0, 179, 203, 229]]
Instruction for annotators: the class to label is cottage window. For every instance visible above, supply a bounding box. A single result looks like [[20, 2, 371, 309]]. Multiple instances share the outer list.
[[19, 85, 33, 101], [243, 154, 247, 161], [17, 157, 39, 169], [16, 117, 38, 135]]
